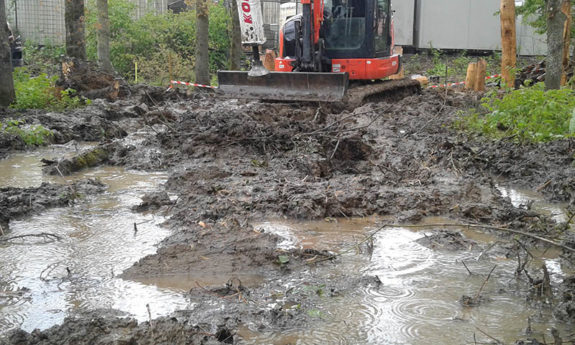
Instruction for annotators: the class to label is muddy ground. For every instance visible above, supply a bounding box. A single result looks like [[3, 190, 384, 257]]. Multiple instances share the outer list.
[[1, 82, 574, 344]]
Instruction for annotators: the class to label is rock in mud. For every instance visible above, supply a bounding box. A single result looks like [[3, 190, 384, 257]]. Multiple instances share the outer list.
[[42, 144, 117, 176], [133, 191, 173, 212], [554, 275, 575, 322], [416, 230, 477, 251]]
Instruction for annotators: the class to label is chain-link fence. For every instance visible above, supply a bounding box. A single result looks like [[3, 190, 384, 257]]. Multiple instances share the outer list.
[[4, 0, 168, 45]]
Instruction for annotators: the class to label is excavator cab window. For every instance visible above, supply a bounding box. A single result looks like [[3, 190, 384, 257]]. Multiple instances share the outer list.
[[374, 0, 390, 54], [323, 0, 366, 51]]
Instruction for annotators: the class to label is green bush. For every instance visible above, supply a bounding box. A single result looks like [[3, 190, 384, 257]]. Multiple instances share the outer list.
[[85, 0, 231, 85], [11, 68, 89, 111], [1, 119, 53, 146], [458, 83, 575, 142], [23, 42, 66, 76]]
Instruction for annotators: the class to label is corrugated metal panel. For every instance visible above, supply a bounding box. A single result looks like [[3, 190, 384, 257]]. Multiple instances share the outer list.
[[517, 15, 547, 55], [392, 0, 415, 46], [417, 0, 471, 49], [415, 0, 546, 55]]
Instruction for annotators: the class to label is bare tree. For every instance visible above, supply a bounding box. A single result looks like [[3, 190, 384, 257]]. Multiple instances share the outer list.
[[65, 0, 86, 59], [97, 0, 113, 72], [545, 0, 566, 90], [229, 0, 242, 70], [195, 0, 210, 85], [0, 0, 15, 106]]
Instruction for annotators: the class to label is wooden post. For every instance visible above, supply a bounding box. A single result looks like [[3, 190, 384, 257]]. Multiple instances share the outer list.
[[476, 59, 487, 91], [263, 49, 277, 71], [561, 0, 571, 86], [465, 59, 488, 91], [500, 0, 516, 88], [465, 62, 478, 90]]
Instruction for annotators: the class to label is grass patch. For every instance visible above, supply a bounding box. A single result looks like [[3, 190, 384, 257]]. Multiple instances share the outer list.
[[457, 83, 575, 142], [1, 119, 53, 146], [11, 68, 89, 111]]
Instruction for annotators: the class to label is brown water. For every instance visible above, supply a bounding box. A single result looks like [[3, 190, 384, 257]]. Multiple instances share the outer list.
[[0, 147, 188, 334], [1, 147, 572, 342], [244, 218, 572, 345], [497, 184, 569, 223]]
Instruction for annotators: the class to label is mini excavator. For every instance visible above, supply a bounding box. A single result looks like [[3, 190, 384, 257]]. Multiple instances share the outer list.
[[218, 0, 420, 104]]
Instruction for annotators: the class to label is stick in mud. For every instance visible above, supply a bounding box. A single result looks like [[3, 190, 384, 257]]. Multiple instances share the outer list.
[[475, 326, 503, 344], [461, 260, 474, 275], [474, 265, 497, 303], [0, 232, 62, 243]]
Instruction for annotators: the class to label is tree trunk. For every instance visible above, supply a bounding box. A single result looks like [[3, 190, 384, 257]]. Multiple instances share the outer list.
[[65, 0, 86, 59], [195, 0, 210, 85], [97, 0, 113, 72], [545, 0, 566, 90], [500, 0, 517, 88], [560, 0, 571, 85], [229, 0, 242, 70], [0, 0, 15, 106]]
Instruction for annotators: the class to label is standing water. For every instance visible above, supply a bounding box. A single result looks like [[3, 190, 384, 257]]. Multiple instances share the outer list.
[[0, 146, 188, 334], [244, 219, 572, 345]]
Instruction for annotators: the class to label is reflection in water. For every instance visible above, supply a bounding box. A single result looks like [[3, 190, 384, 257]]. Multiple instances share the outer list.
[[0, 149, 188, 334], [497, 185, 569, 223], [241, 219, 571, 345]]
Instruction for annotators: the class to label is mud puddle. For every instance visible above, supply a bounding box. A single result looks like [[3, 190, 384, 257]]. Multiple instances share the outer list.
[[0, 153, 188, 334], [497, 184, 570, 223], [241, 218, 572, 345], [0, 143, 96, 188]]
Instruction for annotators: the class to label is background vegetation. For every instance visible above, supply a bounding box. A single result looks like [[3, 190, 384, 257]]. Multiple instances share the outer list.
[[458, 83, 575, 142], [84, 0, 231, 85]]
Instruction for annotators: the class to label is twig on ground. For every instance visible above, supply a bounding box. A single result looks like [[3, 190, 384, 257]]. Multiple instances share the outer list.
[[394, 223, 575, 253], [462, 260, 474, 275], [475, 326, 503, 345], [474, 265, 497, 302], [0, 233, 62, 243]]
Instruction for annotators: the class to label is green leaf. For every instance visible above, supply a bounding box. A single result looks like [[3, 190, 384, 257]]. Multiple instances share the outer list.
[[307, 309, 322, 318], [277, 255, 290, 265]]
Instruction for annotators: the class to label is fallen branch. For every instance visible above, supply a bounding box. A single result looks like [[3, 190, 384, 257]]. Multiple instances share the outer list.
[[474, 265, 497, 302], [0, 232, 62, 243], [391, 223, 575, 253], [475, 326, 503, 345]]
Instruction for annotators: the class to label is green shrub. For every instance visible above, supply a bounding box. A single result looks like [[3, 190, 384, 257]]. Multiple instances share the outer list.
[[85, 0, 231, 84], [11, 68, 89, 111], [23, 42, 66, 76], [458, 83, 575, 142], [1, 119, 53, 146]]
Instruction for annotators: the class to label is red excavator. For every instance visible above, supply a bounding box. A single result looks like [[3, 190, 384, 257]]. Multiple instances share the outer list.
[[218, 0, 419, 104]]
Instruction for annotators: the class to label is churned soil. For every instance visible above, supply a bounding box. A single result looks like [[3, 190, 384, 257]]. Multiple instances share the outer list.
[[1, 84, 574, 344]]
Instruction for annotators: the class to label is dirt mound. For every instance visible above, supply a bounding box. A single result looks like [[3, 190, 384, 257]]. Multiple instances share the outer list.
[[0, 179, 105, 234], [0, 310, 232, 345]]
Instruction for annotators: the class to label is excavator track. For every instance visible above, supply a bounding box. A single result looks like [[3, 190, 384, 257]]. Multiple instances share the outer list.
[[342, 78, 422, 109]]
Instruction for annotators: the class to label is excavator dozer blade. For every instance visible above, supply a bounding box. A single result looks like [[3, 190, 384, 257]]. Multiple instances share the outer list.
[[217, 71, 349, 102]]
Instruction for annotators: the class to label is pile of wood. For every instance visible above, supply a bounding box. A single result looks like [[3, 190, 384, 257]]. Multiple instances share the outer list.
[[514, 60, 547, 88], [514, 60, 574, 88]]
